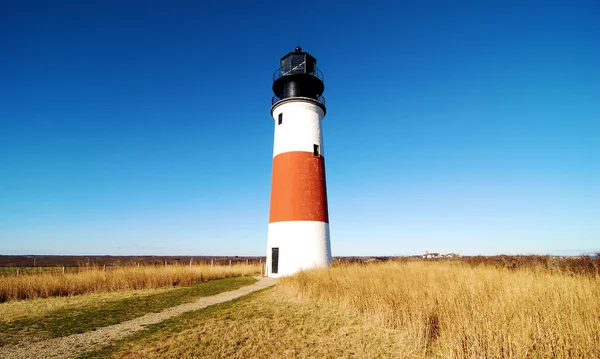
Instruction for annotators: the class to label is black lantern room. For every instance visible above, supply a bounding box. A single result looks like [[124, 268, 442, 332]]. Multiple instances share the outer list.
[[271, 47, 325, 113]]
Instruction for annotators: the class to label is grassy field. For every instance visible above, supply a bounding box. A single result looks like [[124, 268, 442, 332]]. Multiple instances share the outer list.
[[0, 276, 257, 347], [279, 261, 600, 358], [0, 263, 260, 302], [2, 258, 598, 358], [78, 288, 405, 359], [69, 259, 599, 359]]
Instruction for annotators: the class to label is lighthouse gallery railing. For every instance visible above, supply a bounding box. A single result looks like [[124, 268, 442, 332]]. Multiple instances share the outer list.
[[272, 62, 325, 106]]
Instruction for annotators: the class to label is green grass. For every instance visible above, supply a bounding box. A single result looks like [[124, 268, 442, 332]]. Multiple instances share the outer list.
[[75, 289, 259, 359], [0, 276, 256, 347]]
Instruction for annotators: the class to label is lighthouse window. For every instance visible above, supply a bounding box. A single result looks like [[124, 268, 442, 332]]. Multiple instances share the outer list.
[[271, 247, 279, 274], [278, 113, 283, 125], [313, 144, 320, 156]]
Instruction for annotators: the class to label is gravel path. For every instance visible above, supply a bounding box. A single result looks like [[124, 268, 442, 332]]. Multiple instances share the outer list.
[[0, 276, 277, 359]]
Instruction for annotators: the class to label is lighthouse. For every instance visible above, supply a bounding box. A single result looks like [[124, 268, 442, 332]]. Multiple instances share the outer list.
[[265, 47, 332, 277]]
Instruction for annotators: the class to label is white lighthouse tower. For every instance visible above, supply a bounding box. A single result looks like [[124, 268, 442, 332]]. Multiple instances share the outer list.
[[266, 47, 332, 277]]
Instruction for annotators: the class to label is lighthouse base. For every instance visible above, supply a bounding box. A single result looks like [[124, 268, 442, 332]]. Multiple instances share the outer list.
[[266, 221, 331, 278]]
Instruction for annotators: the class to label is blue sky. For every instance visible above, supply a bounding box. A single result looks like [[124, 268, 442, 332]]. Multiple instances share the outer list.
[[1, 1, 598, 256]]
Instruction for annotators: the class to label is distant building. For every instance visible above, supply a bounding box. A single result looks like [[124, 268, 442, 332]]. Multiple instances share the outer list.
[[423, 250, 460, 259]]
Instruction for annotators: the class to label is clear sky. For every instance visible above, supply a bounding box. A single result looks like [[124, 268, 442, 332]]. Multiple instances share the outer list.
[[1, 1, 598, 256]]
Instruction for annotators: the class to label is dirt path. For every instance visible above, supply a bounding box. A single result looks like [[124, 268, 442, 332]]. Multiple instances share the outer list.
[[0, 276, 277, 359]]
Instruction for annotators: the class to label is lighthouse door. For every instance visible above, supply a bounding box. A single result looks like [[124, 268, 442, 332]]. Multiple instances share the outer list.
[[271, 247, 279, 274]]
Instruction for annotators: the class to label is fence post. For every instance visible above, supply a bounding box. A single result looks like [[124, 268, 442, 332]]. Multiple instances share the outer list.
[[211, 259, 214, 266], [62, 266, 65, 274], [16, 268, 19, 276], [190, 258, 193, 268], [229, 259, 232, 267], [103, 264, 106, 272]]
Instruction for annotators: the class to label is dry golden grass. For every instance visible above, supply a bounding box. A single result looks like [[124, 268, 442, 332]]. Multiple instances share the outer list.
[[88, 288, 406, 359], [0, 264, 260, 302], [279, 262, 600, 359], [459, 254, 600, 276]]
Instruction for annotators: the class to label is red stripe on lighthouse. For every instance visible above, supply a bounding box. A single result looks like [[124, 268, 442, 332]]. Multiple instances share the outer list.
[[269, 151, 329, 223]]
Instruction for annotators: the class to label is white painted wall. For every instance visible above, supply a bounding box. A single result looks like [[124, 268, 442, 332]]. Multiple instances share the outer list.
[[266, 221, 332, 277], [271, 100, 325, 157]]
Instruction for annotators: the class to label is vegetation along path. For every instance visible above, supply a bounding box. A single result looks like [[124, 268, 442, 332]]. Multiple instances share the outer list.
[[0, 276, 277, 359]]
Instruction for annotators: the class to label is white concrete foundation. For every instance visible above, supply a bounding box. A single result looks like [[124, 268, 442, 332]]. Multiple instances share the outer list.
[[266, 221, 331, 277]]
